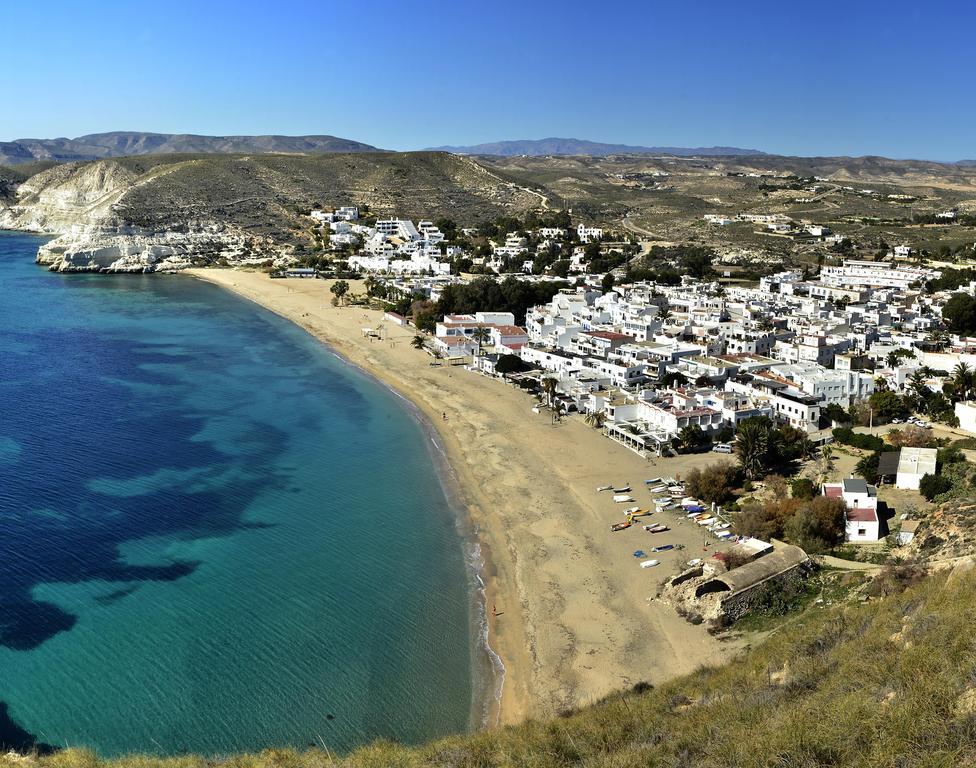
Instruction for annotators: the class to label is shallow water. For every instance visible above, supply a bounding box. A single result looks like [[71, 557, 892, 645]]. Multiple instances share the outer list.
[[0, 232, 476, 756]]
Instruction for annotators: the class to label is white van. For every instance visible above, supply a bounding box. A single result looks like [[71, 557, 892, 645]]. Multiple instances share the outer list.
[[712, 443, 733, 454]]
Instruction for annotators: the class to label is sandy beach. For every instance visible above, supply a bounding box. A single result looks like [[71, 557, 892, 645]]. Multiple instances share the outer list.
[[187, 268, 744, 726]]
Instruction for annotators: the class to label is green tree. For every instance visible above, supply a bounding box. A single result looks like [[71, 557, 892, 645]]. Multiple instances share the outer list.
[[584, 410, 607, 429], [919, 473, 952, 501], [329, 279, 350, 305], [734, 417, 780, 480], [942, 293, 976, 335], [676, 425, 709, 453], [684, 462, 740, 505], [411, 334, 426, 350], [494, 354, 524, 375], [601, 272, 616, 293], [868, 390, 908, 422], [783, 496, 846, 554], [542, 376, 558, 408], [471, 325, 491, 357]]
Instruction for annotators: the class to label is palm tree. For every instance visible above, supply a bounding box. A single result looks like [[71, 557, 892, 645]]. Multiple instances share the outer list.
[[584, 411, 607, 429], [926, 329, 950, 351], [816, 445, 835, 485], [541, 377, 558, 409], [734, 420, 772, 480], [411, 334, 426, 351], [952, 362, 972, 401], [551, 400, 567, 424], [471, 325, 491, 357], [677, 425, 706, 453]]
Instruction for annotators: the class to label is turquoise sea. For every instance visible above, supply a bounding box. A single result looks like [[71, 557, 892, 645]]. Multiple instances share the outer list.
[[0, 232, 487, 756]]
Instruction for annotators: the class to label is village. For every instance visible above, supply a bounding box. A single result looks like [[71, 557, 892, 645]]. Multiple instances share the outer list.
[[266, 201, 976, 627]]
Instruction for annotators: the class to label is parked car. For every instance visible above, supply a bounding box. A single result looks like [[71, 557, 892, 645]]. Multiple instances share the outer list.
[[712, 443, 733, 454]]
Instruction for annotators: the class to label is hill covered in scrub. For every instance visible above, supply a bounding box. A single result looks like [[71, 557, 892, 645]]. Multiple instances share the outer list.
[[0, 132, 381, 166], [0, 152, 543, 269], [6, 561, 976, 768]]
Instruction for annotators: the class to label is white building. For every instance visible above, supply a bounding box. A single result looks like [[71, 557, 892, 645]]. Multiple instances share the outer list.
[[823, 479, 880, 542], [820, 259, 938, 291], [577, 224, 604, 243], [895, 447, 937, 491]]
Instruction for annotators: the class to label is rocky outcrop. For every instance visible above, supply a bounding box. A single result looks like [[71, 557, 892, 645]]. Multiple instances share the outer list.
[[33, 227, 263, 273], [1, 160, 286, 273]]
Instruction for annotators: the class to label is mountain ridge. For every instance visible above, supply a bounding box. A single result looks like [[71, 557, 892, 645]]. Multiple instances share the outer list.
[[425, 137, 768, 157], [0, 132, 382, 166]]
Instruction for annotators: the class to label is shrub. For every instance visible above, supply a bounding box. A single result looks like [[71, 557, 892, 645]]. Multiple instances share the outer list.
[[685, 462, 741, 505], [784, 496, 847, 553], [832, 427, 885, 452], [791, 478, 815, 500], [919, 473, 952, 501]]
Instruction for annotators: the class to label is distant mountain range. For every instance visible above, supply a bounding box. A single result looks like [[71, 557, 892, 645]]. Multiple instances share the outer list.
[[0, 132, 381, 166], [425, 137, 768, 157]]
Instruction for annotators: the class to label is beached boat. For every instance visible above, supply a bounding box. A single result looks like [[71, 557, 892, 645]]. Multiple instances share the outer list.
[[613, 485, 631, 493], [596, 484, 613, 492], [652, 544, 675, 552], [613, 494, 636, 503], [644, 524, 669, 533], [646, 485, 667, 494], [628, 510, 651, 519], [686, 558, 703, 567], [623, 506, 642, 515], [610, 521, 632, 532], [696, 517, 716, 526], [644, 477, 662, 485], [639, 559, 660, 568]]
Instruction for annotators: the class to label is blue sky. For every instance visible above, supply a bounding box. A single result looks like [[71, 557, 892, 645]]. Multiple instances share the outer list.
[[2, 0, 974, 160]]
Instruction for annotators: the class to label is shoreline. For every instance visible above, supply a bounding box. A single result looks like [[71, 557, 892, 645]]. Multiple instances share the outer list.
[[184, 267, 746, 728], [336, 347, 507, 729]]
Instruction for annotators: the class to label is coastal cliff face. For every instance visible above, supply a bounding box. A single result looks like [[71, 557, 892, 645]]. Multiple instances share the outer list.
[[1, 158, 284, 272], [0, 152, 538, 273]]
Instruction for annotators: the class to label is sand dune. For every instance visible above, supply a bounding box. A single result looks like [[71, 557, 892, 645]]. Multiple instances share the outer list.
[[187, 269, 744, 725]]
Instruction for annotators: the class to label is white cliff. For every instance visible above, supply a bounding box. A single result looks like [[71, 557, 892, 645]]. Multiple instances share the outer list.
[[2, 159, 284, 273]]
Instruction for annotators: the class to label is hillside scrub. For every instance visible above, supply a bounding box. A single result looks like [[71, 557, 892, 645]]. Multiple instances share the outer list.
[[8, 567, 976, 768]]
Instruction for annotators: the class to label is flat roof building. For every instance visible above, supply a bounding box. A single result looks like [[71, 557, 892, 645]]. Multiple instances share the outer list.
[[896, 447, 938, 491]]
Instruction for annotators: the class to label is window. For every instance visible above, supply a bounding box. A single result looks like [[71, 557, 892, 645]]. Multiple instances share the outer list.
[[857, 528, 866, 536]]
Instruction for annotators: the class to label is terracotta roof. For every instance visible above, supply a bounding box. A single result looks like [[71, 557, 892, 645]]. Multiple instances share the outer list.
[[847, 507, 878, 522], [493, 325, 527, 335], [823, 485, 842, 498]]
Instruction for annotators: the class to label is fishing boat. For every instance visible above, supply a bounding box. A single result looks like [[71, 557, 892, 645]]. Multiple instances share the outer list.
[[613, 485, 632, 493], [628, 510, 651, 519], [696, 517, 716, 526], [639, 559, 660, 568], [644, 477, 662, 485], [623, 506, 642, 515], [646, 485, 667, 494], [610, 521, 632, 532], [596, 484, 613, 492], [644, 524, 670, 533], [652, 544, 675, 552], [613, 495, 636, 503], [686, 558, 703, 567]]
